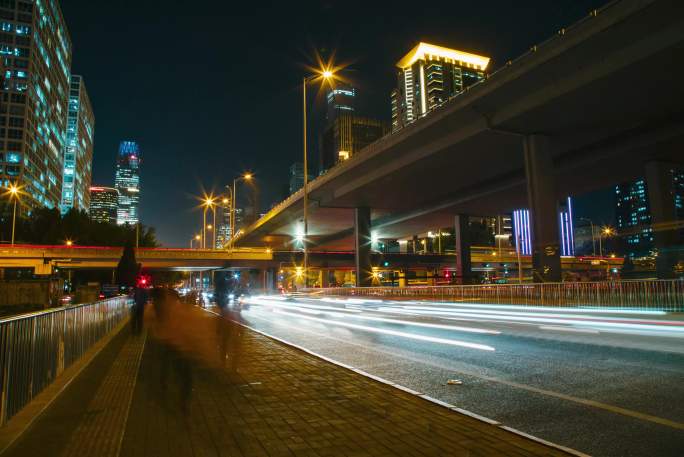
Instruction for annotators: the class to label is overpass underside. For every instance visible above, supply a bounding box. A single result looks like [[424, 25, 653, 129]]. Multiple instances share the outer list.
[[234, 0, 684, 284]]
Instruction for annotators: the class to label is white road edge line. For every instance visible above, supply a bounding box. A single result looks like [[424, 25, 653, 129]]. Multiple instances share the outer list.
[[202, 308, 589, 457], [539, 325, 600, 334]]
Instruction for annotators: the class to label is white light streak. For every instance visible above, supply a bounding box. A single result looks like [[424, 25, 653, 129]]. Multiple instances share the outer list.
[[270, 309, 495, 351]]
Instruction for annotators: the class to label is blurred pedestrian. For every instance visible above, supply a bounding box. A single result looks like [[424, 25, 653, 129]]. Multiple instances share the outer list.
[[132, 284, 148, 334]]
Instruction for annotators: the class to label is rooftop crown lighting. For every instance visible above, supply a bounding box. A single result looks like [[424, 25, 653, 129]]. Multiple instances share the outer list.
[[396, 42, 490, 70]]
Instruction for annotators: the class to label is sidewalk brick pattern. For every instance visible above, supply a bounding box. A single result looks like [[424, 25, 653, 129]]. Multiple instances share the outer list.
[[1, 297, 570, 457], [59, 332, 146, 457], [119, 304, 568, 457]]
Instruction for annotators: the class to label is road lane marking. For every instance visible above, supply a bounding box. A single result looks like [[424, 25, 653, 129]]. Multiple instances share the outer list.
[[243, 309, 684, 431], [539, 325, 600, 334]]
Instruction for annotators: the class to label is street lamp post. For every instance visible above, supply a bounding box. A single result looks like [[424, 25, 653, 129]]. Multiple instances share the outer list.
[[5, 184, 20, 246], [201, 196, 216, 250], [212, 203, 216, 249], [599, 226, 615, 258], [230, 173, 252, 251], [302, 70, 333, 286], [10, 187, 18, 246], [190, 234, 201, 249], [579, 217, 596, 256], [202, 205, 208, 249]]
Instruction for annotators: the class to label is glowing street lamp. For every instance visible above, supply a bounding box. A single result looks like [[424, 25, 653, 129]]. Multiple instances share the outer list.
[[65, 240, 73, 247], [229, 173, 253, 250], [302, 67, 336, 285], [599, 225, 616, 258], [190, 234, 201, 249], [201, 195, 216, 249], [4, 183, 21, 246]]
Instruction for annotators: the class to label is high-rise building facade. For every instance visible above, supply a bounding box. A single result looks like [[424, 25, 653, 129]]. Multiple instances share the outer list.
[[289, 162, 311, 195], [89, 186, 118, 223], [319, 85, 388, 173], [60, 74, 94, 214], [0, 0, 72, 211], [115, 140, 140, 225], [615, 170, 684, 258], [391, 42, 489, 131], [216, 199, 230, 249], [615, 179, 652, 257], [326, 85, 355, 121]]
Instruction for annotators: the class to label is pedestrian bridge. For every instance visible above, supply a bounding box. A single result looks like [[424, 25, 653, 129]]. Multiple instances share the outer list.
[[0, 245, 273, 274]]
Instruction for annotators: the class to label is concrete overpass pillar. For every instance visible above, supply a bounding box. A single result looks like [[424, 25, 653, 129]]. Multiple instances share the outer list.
[[354, 207, 372, 287], [320, 269, 330, 288], [645, 161, 680, 279], [523, 135, 561, 282], [398, 269, 407, 287], [454, 215, 472, 284]]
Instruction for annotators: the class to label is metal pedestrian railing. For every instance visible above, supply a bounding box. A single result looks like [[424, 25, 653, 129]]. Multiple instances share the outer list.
[[307, 280, 684, 312], [0, 296, 132, 426]]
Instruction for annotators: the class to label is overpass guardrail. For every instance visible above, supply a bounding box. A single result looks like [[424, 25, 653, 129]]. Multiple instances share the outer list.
[[307, 280, 684, 312], [0, 296, 131, 426]]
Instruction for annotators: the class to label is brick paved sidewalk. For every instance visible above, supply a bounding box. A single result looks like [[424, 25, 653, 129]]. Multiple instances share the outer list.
[[4, 293, 571, 457]]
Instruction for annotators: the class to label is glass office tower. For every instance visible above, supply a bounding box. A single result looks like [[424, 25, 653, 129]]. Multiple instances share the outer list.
[[0, 0, 72, 211], [89, 186, 118, 223], [115, 140, 141, 225]]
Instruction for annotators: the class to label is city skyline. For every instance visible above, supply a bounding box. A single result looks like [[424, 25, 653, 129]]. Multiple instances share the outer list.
[[60, 0, 608, 246], [0, 3, 683, 456]]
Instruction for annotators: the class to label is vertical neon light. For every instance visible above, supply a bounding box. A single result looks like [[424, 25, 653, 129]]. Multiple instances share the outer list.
[[567, 196, 575, 256]]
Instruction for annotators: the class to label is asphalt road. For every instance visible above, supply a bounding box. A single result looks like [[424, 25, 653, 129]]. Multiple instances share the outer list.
[[230, 295, 684, 457]]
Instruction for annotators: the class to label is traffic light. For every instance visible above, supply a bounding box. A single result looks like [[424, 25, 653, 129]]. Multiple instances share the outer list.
[[383, 261, 390, 267]]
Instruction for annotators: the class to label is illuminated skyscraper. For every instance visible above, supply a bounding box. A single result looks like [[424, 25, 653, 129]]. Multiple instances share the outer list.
[[326, 85, 355, 121], [60, 75, 94, 214], [0, 0, 72, 210], [391, 42, 489, 131], [319, 86, 388, 173], [89, 186, 118, 224], [115, 141, 141, 225], [216, 199, 231, 249]]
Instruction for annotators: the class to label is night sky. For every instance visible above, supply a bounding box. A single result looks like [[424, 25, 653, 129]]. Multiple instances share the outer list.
[[60, 0, 608, 246]]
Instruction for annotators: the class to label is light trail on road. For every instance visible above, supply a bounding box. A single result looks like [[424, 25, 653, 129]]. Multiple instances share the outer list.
[[232, 294, 684, 456]]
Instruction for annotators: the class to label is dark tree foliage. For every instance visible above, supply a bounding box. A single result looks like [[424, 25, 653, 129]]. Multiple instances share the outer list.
[[0, 207, 159, 247], [116, 240, 139, 287]]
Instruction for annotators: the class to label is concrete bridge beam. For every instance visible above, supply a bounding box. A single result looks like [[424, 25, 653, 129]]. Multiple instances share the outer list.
[[524, 135, 562, 282]]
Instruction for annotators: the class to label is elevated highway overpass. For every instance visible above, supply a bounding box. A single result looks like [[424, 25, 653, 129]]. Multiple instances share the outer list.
[[234, 0, 684, 283]]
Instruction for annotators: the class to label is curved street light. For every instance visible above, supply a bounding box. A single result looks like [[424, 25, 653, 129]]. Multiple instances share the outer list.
[[229, 173, 253, 250], [302, 68, 336, 285]]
